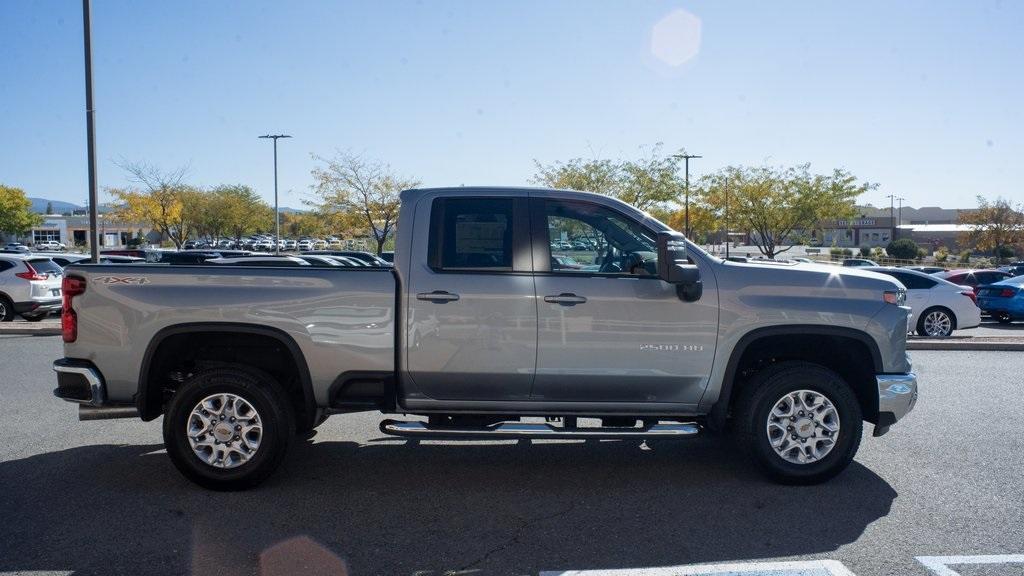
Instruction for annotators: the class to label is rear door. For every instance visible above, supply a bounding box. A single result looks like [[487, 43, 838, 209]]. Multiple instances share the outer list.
[[529, 196, 717, 405], [404, 195, 537, 401]]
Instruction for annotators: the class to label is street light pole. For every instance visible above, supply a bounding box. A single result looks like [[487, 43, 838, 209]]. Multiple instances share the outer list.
[[897, 196, 906, 229], [259, 134, 291, 255], [672, 153, 702, 238], [724, 177, 730, 259], [886, 194, 896, 243], [82, 0, 100, 262]]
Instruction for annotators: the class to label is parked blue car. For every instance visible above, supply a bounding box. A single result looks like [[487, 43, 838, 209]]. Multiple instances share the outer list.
[[976, 276, 1024, 324]]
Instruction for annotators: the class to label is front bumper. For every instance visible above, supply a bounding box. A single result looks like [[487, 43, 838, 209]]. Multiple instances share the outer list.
[[874, 372, 918, 436]]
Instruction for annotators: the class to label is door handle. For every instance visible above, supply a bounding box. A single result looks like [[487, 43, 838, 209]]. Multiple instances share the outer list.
[[544, 293, 587, 305], [416, 290, 460, 303]]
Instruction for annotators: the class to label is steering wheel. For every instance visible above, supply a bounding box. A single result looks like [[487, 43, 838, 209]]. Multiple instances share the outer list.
[[598, 247, 621, 273]]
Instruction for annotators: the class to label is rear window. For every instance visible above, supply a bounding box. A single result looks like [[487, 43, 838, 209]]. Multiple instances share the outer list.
[[881, 271, 937, 290], [976, 272, 1009, 284], [27, 259, 62, 275]]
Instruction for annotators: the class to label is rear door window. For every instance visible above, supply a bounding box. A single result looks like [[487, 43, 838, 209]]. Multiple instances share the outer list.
[[430, 197, 516, 271]]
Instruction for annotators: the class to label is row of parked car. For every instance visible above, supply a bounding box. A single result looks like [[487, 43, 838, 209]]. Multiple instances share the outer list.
[[0, 248, 394, 322], [183, 235, 349, 252]]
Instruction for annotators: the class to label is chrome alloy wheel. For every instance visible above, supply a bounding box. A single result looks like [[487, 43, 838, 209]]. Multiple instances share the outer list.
[[766, 389, 840, 465], [187, 393, 262, 469], [923, 310, 953, 337]]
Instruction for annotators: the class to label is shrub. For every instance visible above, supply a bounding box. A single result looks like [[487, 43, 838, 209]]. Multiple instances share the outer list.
[[996, 245, 1015, 260], [935, 247, 949, 263], [958, 250, 971, 263], [859, 246, 871, 257], [886, 238, 920, 260], [829, 247, 844, 260], [916, 248, 928, 261], [842, 248, 853, 257]]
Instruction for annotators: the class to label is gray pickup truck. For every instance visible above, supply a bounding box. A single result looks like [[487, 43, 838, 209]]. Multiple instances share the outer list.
[[53, 186, 918, 490]]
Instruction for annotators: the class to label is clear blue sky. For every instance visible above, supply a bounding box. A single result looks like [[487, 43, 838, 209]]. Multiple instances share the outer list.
[[2, 0, 1021, 210]]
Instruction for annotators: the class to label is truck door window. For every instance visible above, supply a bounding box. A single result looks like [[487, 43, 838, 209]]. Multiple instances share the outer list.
[[544, 200, 658, 276], [430, 197, 514, 270]]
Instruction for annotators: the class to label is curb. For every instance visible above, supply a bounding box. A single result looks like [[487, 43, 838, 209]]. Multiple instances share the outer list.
[[907, 340, 1024, 351], [0, 322, 61, 336]]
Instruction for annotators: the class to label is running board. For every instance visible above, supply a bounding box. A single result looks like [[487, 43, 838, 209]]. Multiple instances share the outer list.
[[380, 420, 700, 439]]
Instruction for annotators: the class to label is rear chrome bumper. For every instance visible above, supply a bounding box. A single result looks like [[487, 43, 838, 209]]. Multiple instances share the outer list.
[[53, 358, 106, 406], [53, 358, 140, 420], [874, 372, 918, 436]]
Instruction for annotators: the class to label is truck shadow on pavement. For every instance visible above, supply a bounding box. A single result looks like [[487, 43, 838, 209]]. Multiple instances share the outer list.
[[0, 434, 896, 576]]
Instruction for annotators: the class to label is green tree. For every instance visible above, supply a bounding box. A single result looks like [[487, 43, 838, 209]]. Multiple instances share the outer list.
[[45, 201, 54, 215], [204, 184, 272, 241], [886, 238, 919, 260], [698, 165, 873, 259], [108, 162, 200, 249], [0, 184, 43, 236], [958, 196, 1024, 264], [532, 144, 687, 211], [309, 152, 420, 255]]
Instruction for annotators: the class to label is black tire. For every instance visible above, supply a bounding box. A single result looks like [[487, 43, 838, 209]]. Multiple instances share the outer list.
[[996, 312, 1013, 324], [0, 296, 14, 322], [734, 361, 863, 485], [21, 313, 46, 322], [916, 306, 955, 337], [163, 365, 295, 490]]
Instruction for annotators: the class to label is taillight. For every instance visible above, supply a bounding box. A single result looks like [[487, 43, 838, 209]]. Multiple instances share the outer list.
[[61, 276, 86, 343], [961, 290, 977, 305], [1000, 288, 1017, 298], [15, 262, 47, 281]]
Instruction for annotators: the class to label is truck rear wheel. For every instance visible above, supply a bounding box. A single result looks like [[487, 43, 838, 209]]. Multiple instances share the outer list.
[[733, 361, 862, 485], [163, 365, 295, 490]]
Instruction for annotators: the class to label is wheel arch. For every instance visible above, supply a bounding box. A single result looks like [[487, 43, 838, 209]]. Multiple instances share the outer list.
[[137, 323, 315, 427], [710, 325, 882, 431]]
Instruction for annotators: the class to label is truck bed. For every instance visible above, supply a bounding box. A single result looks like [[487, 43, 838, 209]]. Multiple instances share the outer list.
[[63, 264, 397, 407]]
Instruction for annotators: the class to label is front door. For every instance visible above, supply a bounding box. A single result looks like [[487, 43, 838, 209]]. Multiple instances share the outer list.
[[531, 197, 718, 405], [404, 195, 537, 401]]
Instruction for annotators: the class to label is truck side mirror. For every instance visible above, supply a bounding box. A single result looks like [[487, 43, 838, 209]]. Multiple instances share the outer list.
[[657, 231, 702, 302]]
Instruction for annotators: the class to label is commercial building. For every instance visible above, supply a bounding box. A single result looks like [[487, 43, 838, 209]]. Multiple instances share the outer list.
[[10, 214, 160, 248]]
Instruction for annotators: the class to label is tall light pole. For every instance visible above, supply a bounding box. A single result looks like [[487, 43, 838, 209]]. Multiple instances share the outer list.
[[82, 0, 100, 262], [724, 177, 730, 259], [886, 194, 896, 243], [258, 134, 291, 255], [672, 153, 702, 238], [897, 196, 906, 229]]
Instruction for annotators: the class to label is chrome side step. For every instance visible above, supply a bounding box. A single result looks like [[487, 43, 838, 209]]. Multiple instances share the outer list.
[[380, 420, 700, 439]]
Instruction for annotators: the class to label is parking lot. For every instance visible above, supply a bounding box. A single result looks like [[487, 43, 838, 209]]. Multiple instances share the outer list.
[[0, 335, 1021, 576]]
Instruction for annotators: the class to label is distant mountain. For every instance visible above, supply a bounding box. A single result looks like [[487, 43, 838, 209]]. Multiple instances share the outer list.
[[29, 198, 83, 214]]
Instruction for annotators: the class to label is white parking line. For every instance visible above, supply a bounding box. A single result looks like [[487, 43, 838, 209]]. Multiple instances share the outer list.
[[542, 559, 857, 576], [916, 554, 1024, 576]]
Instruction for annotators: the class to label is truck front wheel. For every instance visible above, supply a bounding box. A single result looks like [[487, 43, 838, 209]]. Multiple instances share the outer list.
[[163, 365, 295, 490], [733, 361, 863, 485]]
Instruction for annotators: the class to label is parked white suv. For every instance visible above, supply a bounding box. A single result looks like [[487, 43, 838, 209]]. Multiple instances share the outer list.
[[0, 255, 63, 321], [35, 240, 66, 251]]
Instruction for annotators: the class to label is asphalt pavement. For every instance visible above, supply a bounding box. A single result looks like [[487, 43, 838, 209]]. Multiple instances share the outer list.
[[0, 335, 1021, 576]]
